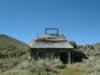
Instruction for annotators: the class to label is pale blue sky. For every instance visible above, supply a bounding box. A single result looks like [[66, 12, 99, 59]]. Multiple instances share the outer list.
[[0, 0, 100, 44]]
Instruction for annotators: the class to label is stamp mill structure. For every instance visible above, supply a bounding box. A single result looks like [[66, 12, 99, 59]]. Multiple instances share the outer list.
[[30, 28, 88, 64]]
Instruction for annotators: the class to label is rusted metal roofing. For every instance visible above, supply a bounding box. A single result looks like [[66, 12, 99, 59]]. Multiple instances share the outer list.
[[30, 28, 74, 48], [30, 34, 73, 48]]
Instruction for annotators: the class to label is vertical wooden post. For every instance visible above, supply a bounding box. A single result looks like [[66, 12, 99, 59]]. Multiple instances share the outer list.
[[68, 51, 71, 64], [36, 49, 38, 60], [45, 51, 47, 59]]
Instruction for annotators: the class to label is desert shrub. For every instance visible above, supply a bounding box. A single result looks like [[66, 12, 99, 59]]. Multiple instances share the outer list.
[[55, 64, 66, 69], [16, 58, 65, 75], [69, 41, 77, 48], [94, 43, 100, 49]]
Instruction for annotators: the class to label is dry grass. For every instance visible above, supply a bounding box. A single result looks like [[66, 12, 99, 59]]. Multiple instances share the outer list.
[[0, 59, 91, 75]]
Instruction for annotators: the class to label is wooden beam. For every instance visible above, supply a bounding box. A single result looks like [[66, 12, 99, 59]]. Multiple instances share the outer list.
[[68, 51, 71, 64]]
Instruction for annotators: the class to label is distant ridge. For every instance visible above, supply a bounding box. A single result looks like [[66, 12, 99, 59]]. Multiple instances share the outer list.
[[0, 34, 29, 72], [0, 34, 27, 48]]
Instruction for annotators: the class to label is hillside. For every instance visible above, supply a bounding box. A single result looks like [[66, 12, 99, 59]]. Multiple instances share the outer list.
[[0, 34, 28, 49], [0, 34, 30, 72], [0, 34, 100, 75]]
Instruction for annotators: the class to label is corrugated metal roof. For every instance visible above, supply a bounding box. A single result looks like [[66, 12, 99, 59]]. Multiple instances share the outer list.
[[36, 34, 67, 42], [31, 41, 73, 48], [30, 34, 73, 48]]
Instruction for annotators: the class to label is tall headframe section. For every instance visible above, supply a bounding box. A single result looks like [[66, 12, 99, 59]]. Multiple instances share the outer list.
[[45, 28, 59, 35]]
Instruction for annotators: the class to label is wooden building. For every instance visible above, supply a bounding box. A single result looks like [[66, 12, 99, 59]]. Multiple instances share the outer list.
[[30, 28, 88, 64]]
